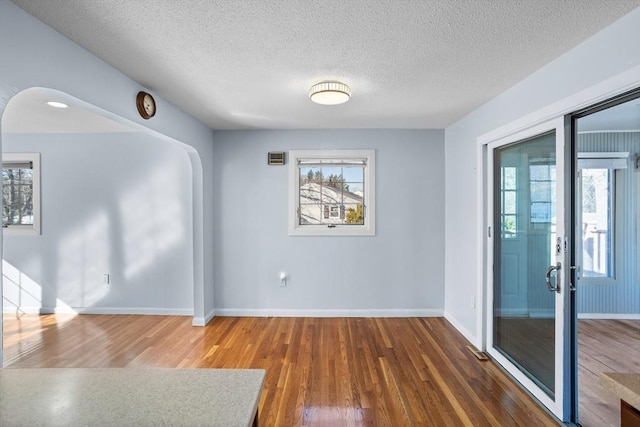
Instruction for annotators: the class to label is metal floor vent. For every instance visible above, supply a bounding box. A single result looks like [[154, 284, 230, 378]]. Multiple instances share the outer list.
[[268, 151, 285, 165]]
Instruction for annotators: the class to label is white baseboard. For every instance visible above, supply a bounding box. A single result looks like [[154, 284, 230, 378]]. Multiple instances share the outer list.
[[578, 313, 640, 320], [2, 306, 193, 316], [214, 308, 443, 318], [443, 311, 479, 348], [192, 308, 216, 326]]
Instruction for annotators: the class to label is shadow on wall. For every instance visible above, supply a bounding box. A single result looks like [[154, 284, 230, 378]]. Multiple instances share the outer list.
[[119, 165, 186, 280], [3, 259, 73, 313], [1, 88, 195, 315]]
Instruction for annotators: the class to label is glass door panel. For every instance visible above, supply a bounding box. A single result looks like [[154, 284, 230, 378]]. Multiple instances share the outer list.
[[573, 93, 640, 426], [493, 131, 557, 396], [487, 117, 569, 421]]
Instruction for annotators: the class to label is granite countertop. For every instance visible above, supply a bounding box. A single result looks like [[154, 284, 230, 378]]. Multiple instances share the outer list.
[[600, 372, 640, 410], [0, 368, 266, 427]]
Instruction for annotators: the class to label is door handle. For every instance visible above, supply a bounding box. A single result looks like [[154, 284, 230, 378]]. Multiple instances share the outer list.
[[545, 262, 561, 293]]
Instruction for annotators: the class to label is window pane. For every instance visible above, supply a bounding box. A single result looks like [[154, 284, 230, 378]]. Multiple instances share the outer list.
[[345, 182, 363, 195], [299, 202, 322, 225], [530, 164, 550, 180], [581, 168, 612, 278], [320, 166, 344, 184], [344, 204, 364, 225], [530, 181, 551, 202], [298, 163, 366, 226], [504, 191, 516, 214], [502, 214, 516, 238], [529, 163, 555, 224], [300, 181, 322, 203], [342, 166, 364, 183], [503, 167, 516, 190], [299, 171, 322, 224], [300, 166, 323, 184], [2, 167, 34, 226], [531, 202, 552, 223], [321, 186, 343, 204]]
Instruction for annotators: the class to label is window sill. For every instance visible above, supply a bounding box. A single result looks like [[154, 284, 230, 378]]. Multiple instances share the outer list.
[[3, 225, 41, 236], [288, 224, 375, 237], [2, 227, 40, 236]]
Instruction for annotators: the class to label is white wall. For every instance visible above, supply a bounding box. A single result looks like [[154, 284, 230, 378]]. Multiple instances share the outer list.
[[443, 7, 640, 345], [2, 132, 194, 314], [0, 0, 215, 330], [212, 129, 445, 315]]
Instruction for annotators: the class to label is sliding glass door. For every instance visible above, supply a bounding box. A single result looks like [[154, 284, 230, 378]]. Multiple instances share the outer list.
[[487, 118, 571, 421]]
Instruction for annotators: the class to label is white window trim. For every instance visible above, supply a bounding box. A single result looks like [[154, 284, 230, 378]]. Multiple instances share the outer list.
[[288, 149, 375, 236], [577, 151, 629, 169], [3, 153, 41, 236]]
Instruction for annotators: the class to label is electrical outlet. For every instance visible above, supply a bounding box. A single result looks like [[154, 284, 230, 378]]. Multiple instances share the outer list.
[[103, 273, 110, 285]]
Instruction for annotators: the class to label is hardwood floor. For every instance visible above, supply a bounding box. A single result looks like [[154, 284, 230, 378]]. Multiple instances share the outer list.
[[578, 319, 640, 427], [3, 314, 558, 426]]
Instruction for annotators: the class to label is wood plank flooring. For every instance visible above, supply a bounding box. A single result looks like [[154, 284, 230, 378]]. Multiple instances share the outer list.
[[578, 319, 640, 427], [3, 314, 558, 426]]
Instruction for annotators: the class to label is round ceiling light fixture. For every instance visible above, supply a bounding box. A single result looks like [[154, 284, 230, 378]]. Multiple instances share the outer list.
[[309, 81, 351, 105]]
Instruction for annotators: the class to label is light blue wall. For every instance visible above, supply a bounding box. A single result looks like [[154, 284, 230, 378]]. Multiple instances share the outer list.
[[211, 129, 445, 315], [0, 0, 215, 325], [444, 7, 640, 343], [3, 132, 194, 314], [577, 132, 640, 315]]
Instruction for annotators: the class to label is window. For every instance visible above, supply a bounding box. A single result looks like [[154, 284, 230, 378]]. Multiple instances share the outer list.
[[580, 168, 613, 278], [289, 150, 375, 236], [577, 152, 628, 282], [529, 162, 556, 224], [2, 153, 41, 235], [500, 166, 517, 238]]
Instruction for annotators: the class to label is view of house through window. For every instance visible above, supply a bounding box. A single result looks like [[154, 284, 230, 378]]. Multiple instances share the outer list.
[[299, 163, 365, 225], [289, 149, 375, 236]]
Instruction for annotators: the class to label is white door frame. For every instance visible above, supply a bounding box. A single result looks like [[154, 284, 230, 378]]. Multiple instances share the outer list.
[[476, 66, 639, 346], [485, 117, 569, 419], [476, 67, 640, 420]]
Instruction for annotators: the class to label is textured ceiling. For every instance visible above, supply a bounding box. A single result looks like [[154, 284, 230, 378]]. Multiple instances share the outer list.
[[9, 0, 640, 130]]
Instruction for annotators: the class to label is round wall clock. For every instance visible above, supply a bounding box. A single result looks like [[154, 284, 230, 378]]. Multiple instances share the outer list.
[[136, 91, 156, 119]]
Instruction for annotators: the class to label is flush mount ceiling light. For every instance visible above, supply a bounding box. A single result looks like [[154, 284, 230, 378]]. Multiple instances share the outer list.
[[309, 81, 351, 105], [46, 101, 68, 108]]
